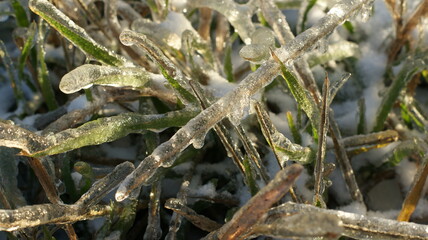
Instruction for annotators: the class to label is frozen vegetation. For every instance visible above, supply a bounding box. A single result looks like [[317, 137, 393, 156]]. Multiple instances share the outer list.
[[0, 0, 427, 239]]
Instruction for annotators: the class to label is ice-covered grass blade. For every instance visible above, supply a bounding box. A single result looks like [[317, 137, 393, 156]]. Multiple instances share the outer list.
[[254, 102, 312, 165], [273, 202, 428, 239], [29, 0, 127, 66], [313, 76, 330, 206], [59, 64, 153, 94], [251, 211, 343, 239], [75, 162, 134, 209], [119, 30, 197, 104], [165, 198, 222, 232], [286, 111, 302, 145], [397, 154, 428, 222], [271, 50, 320, 129], [203, 164, 303, 240], [373, 55, 427, 132], [31, 110, 197, 157], [37, 20, 58, 110]]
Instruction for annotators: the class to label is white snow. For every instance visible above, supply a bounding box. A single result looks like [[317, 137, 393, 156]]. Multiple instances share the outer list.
[[339, 201, 367, 215], [67, 95, 89, 112]]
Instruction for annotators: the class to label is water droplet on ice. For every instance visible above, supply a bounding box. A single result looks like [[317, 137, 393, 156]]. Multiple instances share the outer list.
[[191, 134, 206, 149], [251, 27, 275, 46], [239, 44, 270, 64]]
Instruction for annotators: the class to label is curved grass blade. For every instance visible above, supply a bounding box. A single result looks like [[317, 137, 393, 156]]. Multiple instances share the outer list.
[[119, 30, 197, 104], [29, 0, 127, 66], [60, 64, 153, 94], [75, 162, 134, 210]]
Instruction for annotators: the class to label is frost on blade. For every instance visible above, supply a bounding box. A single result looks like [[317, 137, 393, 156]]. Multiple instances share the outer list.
[[60, 64, 152, 94]]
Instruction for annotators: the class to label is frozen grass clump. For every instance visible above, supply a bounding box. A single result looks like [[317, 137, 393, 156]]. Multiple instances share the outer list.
[[0, 0, 427, 239]]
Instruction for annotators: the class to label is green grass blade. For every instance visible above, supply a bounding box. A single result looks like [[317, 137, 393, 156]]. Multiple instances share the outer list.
[[224, 33, 239, 82], [159, 65, 197, 104], [357, 98, 366, 134], [0, 40, 24, 102], [10, 0, 29, 27], [30, 110, 198, 157], [254, 102, 312, 165], [17, 22, 37, 90], [37, 20, 58, 110], [286, 111, 302, 145], [373, 57, 427, 132], [59, 64, 153, 94], [29, 0, 127, 66], [119, 30, 197, 104], [300, 0, 317, 32], [271, 50, 320, 128]]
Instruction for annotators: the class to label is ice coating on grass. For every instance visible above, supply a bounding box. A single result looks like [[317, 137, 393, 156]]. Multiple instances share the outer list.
[[60, 64, 151, 94], [227, 96, 250, 126], [255, 212, 343, 238]]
